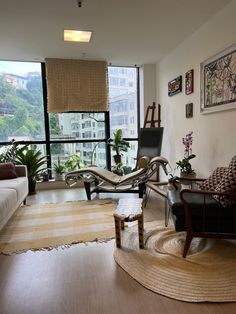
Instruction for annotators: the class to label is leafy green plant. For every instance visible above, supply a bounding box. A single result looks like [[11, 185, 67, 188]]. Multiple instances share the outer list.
[[64, 154, 80, 172], [53, 163, 65, 174], [16, 148, 47, 180], [0, 139, 28, 163], [107, 129, 130, 165]]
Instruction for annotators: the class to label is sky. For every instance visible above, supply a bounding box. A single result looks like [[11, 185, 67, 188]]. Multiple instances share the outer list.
[[0, 61, 41, 75]]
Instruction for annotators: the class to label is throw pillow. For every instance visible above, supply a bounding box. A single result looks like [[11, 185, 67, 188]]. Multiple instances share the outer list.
[[0, 162, 18, 180], [213, 156, 236, 207], [200, 167, 228, 191]]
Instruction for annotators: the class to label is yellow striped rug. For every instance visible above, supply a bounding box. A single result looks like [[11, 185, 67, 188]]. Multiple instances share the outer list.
[[0, 199, 116, 255]]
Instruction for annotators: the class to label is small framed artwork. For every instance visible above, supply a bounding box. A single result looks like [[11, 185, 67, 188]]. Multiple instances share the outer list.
[[168, 75, 182, 96], [200, 43, 236, 114], [185, 69, 194, 95], [186, 102, 193, 118]]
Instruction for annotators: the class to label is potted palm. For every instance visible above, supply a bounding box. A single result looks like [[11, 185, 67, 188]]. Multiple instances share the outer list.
[[16, 147, 47, 194], [107, 129, 130, 165]]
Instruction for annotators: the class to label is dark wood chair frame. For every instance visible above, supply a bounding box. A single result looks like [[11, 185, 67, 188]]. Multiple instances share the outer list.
[[170, 177, 236, 257]]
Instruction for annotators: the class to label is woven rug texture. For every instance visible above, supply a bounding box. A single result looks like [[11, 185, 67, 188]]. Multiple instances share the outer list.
[[114, 221, 236, 303], [0, 199, 116, 255]]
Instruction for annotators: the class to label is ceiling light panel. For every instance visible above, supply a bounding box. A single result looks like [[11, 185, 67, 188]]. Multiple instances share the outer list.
[[64, 30, 92, 42]]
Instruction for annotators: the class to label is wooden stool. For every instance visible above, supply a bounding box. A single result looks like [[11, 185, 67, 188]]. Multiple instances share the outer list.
[[113, 199, 144, 249]]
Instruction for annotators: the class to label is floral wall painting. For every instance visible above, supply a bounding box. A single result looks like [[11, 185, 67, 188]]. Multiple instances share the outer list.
[[200, 44, 236, 114], [185, 69, 194, 95], [168, 75, 182, 96]]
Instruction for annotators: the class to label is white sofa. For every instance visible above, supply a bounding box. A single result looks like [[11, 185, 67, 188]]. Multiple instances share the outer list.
[[0, 165, 28, 230]]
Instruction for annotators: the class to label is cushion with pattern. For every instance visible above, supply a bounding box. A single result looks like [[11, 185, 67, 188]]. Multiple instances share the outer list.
[[200, 167, 227, 191], [0, 162, 18, 180], [213, 156, 236, 207]]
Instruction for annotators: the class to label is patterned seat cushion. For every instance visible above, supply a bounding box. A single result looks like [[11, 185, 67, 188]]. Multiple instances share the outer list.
[[200, 167, 227, 191], [213, 156, 236, 207]]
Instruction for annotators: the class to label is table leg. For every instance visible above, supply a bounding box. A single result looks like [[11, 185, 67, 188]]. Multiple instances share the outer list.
[[114, 218, 121, 248], [138, 215, 144, 249]]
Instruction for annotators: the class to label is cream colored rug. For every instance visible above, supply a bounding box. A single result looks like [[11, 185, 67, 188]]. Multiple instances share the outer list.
[[0, 199, 116, 255], [114, 221, 236, 302]]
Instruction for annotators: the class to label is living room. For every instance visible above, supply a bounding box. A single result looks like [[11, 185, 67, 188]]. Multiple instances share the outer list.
[[0, 1, 236, 313]]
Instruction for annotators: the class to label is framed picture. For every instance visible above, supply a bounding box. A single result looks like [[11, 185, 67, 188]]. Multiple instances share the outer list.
[[186, 102, 193, 118], [200, 44, 236, 114], [168, 75, 182, 96], [185, 69, 194, 95]]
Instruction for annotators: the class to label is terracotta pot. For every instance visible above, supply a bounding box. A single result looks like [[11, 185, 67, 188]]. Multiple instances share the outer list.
[[113, 154, 121, 164]]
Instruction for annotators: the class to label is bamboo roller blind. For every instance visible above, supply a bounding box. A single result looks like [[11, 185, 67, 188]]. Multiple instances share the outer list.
[[45, 58, 108, 112]]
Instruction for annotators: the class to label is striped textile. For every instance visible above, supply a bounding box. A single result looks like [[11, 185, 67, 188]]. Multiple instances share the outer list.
[[0, 199, 116, 255]]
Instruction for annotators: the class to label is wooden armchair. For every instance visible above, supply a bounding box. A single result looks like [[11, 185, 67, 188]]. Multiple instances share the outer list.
[[167, 165, 236, 257]]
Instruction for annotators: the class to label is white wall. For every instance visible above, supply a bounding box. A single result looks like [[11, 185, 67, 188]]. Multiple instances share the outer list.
[[157, 0, 236, 178], [140, 64, 156, 127]]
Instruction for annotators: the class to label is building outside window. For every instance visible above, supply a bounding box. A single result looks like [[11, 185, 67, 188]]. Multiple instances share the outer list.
[[0, 61, 139, 175]]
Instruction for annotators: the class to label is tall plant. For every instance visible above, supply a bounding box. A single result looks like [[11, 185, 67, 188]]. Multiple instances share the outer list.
[[16, 148, 47, 180], [107, 129, 130, 165], [16, 148, 47, 193]]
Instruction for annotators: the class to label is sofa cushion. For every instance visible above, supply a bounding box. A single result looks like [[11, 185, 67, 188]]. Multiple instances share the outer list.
[[214, 156, 236, 207], [0, 177, 28, 201], [0, 162, 18, 180], [0, 189, 18, 223]]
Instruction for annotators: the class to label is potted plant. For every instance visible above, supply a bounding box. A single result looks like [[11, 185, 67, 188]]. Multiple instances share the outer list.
[[176, 131, 196, 182], [0, 139, 28, 163], [64, 154, 80, 172], [16, 147, 47, 194], [53, 158, 65, 181], [41, 169, 51, 182], [107, 129, 130, 165]]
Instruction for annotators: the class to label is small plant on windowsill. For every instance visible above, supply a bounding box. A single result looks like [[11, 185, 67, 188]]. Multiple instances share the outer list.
[[176, 131, 196, 177], [53, 157, 65, 181]]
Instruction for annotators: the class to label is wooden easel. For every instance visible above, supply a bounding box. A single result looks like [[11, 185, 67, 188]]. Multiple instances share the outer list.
[[143, 102, 161, 128]]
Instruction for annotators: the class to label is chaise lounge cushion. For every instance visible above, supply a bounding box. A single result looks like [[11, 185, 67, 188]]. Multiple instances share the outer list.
[[0, 162, 18, 180]]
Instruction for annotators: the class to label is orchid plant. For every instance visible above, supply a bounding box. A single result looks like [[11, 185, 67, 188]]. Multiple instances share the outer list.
[[176, 131, 196, 174]]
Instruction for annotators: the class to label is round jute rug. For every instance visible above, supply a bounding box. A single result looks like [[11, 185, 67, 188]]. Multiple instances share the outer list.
[[113, 221, 236, 302]]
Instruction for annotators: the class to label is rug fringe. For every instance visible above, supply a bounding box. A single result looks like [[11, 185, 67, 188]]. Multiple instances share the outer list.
[[0, 237, 115, 256]]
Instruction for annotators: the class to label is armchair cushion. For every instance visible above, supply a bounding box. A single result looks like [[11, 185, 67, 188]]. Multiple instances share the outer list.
[[214, 155, 236, 207], [200, 167, 227, 191], [168, 189, 235, 233]]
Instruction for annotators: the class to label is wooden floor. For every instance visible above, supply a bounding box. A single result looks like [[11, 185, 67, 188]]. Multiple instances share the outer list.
[[0, 188, 235, 314]]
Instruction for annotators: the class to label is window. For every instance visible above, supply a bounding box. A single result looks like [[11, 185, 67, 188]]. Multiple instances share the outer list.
[[0, 61, 45, 142], [108, 67, 138, 139], [0, 61, 139, 174]]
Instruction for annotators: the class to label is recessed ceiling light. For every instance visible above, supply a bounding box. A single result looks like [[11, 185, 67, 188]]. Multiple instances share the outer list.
[[64, 30, 92, 43]]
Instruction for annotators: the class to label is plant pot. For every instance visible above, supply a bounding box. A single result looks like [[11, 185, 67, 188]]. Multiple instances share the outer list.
[[54, 173, 65, 181], [113, 154, 121, 164], [28, 178, 36, 195], [42, 173, 49, 181]]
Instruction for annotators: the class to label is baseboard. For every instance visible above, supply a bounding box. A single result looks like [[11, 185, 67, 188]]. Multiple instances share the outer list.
[[36, 180, 83, 190]]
